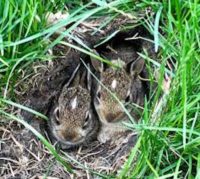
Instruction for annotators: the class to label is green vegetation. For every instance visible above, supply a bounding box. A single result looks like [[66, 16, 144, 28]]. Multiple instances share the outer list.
[[0, 0, 200, 178]]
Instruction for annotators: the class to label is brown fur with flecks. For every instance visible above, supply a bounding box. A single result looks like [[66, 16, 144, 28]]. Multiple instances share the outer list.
[[49, 64, 99, 149], [97, 68, 132, 123], [91, 47, 146, 143]]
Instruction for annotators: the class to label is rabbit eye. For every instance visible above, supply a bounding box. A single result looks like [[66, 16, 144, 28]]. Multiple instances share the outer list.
[[54, 107, 60, 125], [125, 96, 130, 103], [125, 90, 131, 103], [97, 91, 101, 99]]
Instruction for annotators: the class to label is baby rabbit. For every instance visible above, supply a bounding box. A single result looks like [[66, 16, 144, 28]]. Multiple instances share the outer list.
[[91, 52, 145, 143], [49, 62, 99, 149]]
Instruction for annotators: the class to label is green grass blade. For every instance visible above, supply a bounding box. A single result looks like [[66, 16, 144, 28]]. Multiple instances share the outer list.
[[0, 98, 48, 120], [154, 6, 163, 52]]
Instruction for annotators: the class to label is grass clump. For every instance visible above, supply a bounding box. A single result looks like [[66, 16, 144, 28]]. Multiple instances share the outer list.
[[120, 1, 200, 178]]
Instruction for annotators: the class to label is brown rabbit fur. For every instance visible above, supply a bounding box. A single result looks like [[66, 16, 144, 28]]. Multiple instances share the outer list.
[[48, 62, 99, 149], [91, 51, 146, 143]]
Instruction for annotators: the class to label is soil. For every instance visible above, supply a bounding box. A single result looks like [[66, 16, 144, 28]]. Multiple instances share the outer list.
[[0, 14, 158, 178]]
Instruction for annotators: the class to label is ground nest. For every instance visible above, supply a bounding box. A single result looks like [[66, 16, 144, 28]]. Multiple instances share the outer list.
[[0, 15, 159, 178]]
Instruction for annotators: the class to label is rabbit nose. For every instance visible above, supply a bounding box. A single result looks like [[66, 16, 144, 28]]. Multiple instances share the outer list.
[[61, 131, 82, 143]]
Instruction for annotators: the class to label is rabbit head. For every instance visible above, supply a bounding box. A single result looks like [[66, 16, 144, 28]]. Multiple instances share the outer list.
[[91, 54, 145, 125], [49, 63, 99, 148]]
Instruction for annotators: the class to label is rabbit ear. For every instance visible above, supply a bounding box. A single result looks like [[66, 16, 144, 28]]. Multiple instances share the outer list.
[[90, 50, 103, 72], [78, 63, 92, 90], [130, 58, 145, 76], [79, 70, 87, 89], [65, 63, 81, 87], [86, 64, 92, 91]]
